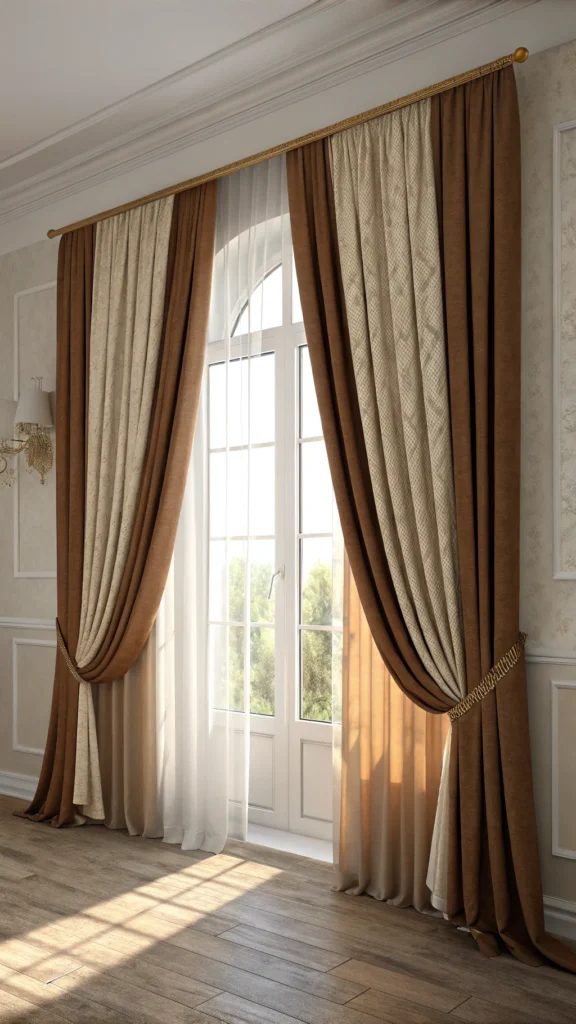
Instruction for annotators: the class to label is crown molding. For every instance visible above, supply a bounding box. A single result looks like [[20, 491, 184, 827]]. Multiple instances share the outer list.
[[0, 0, 356, 176], [0, 0, 533, 225]]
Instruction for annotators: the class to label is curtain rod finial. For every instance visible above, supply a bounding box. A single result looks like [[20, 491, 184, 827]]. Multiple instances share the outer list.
[[513, 47, 529, 63]]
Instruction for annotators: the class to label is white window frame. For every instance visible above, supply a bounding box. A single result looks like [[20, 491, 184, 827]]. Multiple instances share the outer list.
[[205, 223, 333, 840]]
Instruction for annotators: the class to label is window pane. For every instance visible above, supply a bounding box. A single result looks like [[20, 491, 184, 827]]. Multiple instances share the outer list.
[[209, 624, 228, 711], [210, 623, 245, 712], [209, 451, 227, 537], [292, 253, 303, 324], [251, 626, 275, 715], [301, 440, 333, 534], [228, 625, 245, 712], [233, 265, 283, 336], [209, 361, 227, 450], [250, 354, 275, 445], [250, 539, 275, 623], [209, 540, 247, 623], [250, 446, 275, 536], [228, 546, 247, 623], [210, 450, 249, 537], [210, 354, 275, 450], [301, 629, 332, 722], [301, 537, 332, 626], [300, 347, 322, 439]]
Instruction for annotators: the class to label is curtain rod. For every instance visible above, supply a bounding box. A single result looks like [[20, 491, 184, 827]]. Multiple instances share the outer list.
[[47, 46, 528, 239]]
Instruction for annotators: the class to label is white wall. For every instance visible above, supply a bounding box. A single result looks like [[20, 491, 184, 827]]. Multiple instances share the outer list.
[[0, 237, 58, 790], [515, 41, 576, 916]]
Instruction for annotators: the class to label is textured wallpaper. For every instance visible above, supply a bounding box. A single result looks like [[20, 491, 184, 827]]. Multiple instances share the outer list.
[[517, 40, 576, 649]]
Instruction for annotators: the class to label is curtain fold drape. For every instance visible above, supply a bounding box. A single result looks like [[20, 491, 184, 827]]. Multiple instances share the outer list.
[[24, 183, 217, 828], [328, 100, 466, 907], [74, 196, 174, 819], [93, 629, 162, 838], [288, 66, 576, 968], [338, 558, 448, 911], [429, 68, 575, 969], [286, 138, 449, 716]]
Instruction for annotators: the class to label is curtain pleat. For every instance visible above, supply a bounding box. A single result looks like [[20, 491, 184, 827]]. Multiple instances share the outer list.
[[24, 183, 217, 827], [22, 227, 94, 827], [338, 559, 448, 911], [430, 67, 576, 969], [74, 197, 174, 818], [94, 628, 162, 837], [328, 102, 465, 907], [286, 139, 448, 715]]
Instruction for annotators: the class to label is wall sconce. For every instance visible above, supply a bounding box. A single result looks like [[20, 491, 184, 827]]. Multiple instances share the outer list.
[[0, 377, 53, 486]]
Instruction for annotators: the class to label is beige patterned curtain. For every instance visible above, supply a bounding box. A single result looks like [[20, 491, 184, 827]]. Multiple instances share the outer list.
[[329, 99, 465, 907], [73, 197, 174, 819]]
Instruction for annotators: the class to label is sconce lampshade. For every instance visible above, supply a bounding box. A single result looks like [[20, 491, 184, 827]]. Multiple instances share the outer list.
[[14, 387, 53, 428]]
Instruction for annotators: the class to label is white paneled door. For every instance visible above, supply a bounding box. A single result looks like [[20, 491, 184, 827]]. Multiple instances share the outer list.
[[207, 229, 340, 841]]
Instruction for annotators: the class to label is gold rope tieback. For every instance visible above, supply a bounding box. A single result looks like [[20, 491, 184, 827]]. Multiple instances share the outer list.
[[448, 632, 527, 722], [56, 619, 87, 686]]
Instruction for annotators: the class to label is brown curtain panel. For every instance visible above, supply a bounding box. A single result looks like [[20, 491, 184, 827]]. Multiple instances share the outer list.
[[430, 68, 575, 968], [287, 67, 576, 968], [24, 183, 217, 827], [23, 227, 94, 827]]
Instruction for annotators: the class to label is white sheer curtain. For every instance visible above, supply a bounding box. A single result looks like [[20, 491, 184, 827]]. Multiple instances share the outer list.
[[156, 157, 288, 852]]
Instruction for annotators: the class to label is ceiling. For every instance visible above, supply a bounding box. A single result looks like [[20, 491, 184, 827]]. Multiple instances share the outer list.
[[0, 0, 571, 234], [0, 0, 318, 162]]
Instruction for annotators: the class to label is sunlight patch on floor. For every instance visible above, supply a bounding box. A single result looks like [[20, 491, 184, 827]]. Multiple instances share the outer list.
[[0, 852, 279, 1019]]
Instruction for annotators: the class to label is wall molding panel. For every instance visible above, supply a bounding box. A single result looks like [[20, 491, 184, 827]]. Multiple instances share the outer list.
[[12, 281, 57, 580], [551, 678, 576, 861], [12, 637, 56, 757], [0, 617, 54, 631], [526, 647, 576, 666]]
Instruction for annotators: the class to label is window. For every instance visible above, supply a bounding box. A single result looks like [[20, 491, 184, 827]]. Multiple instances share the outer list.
[[206, 209, 340, 837], [208, 352, 276, 715]]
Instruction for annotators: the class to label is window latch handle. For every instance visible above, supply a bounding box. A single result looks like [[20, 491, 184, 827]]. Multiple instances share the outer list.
[[267, 566, 285, 601]]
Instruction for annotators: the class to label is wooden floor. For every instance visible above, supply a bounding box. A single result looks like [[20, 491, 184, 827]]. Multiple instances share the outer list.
[[0, 798, 575, 1024]]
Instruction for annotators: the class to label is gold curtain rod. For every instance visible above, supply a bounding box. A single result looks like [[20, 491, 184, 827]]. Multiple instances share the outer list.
[[47, 46, 528, 239]]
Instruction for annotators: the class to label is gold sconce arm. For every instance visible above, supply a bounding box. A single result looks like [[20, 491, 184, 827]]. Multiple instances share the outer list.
[[0, 429, 53, 486]]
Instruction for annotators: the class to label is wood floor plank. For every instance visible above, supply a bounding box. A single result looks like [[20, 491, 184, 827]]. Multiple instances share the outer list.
[[0, 988, 69, 1023], [450, 995, 552, 1024], [220, 924, 349, 971], [199, 992, 309, 1023], [330, 957, 466, 1012], [0, 962, 136, 1024], [52, 966, 217, 1023], [345, 988, 456, 1023]]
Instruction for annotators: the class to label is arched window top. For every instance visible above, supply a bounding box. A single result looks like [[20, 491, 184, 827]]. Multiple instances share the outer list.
[[232, 264, 283, 338]]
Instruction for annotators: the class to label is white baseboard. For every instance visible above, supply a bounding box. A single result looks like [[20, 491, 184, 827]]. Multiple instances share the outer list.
[[544, 896, 576, 940], [0, 770, 38, 801]]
